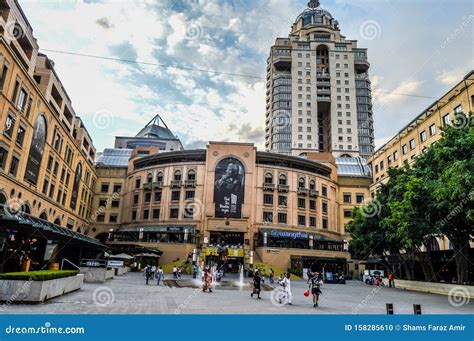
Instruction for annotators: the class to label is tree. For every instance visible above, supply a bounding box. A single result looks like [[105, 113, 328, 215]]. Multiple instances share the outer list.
[[414, 121, 473, 283]]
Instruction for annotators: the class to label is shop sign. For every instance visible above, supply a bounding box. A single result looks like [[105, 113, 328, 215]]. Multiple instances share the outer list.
[[81, 259, 107, 268], [107, 260, 124, 267], [270, 230, 309, 240]]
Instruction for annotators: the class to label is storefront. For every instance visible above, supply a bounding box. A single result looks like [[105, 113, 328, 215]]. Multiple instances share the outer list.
[[110, 225, 197, 244], [0, 206, 106, 273]]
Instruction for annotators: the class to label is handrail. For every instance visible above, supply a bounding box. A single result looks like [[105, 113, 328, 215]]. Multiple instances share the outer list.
[[61, 258, 80, 271]]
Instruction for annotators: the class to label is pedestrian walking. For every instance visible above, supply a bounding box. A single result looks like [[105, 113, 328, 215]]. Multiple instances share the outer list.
[[388, 272, 395, 288], [156, 267, 164, 285], [177, 267, 182, 279], [281, 273, 292, 305], [145, 267, 152, 285], [173, 266, 177, 279], [251, 269, 262, 299], [202, 268, 213, 292], [269, 268, 274, 284], [151, 265, 156, 279], [308, 272, 323, 307]]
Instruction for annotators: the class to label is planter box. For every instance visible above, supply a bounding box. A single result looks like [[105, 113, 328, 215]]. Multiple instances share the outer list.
[[114, 267, 125, 276], [383, 278, 474, 297], [80, 267, 114, 283], [0, 274, 83, 303]]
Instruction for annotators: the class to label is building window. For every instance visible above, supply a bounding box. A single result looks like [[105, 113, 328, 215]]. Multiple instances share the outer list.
[[131, 210, 137, 220], [343, 193, 351, 203], [279, 174, 287, 185], [393, 150, 399, 161], [185, 190, 195, 200], [147, 173, 153, 183], [42, 178, 49, 195], [153, 209, 160, 219], [156, 172, 164, 183], [322, 218, 328, 229], [322, 202, 328, 214], [135, 178, 141, 189], [170, 208, 179, 219], [184, 206, 194, 219], [278, 195, 287, 207], [277, 212, 287, 224], [16, 125, 25, 146], [264, 193, 273, 205], [133, 194, 139, 205], [113, 183, 122, 193], [356, 193, 365, 204], [17, 87, 27, 112], [442, 114, 450, 126], [344, 209, 352, 218], [298, 197, 306, 209], [109, 214, 118, 223], [174, 170, 182, 181], [143, 209, 149, 220], [0, 147, 8, 170], [309, 199, 316, 210], [154, 191, 162, 202], [263, 211, 273, 223], [187, 169, 196, 181], [101, 183, 109, 193], [321, 185, 328, 197], [144, 192, 151, 203], [298, 215, 306, 226], [420, 130, 427, 142], [9, 155, 19, 177], [171, 191, 180, 201], [264, 172, 273, 184], [409, 138, 415, 150], [402, 144, 408, 155], [97, 214, 105, 222], [0, 61, 9, 91], [111, 200, 120, 207], [4, 114, 15, 138], [98, 199, 107, 207], [429, 124, 436, 136], [11, 79, 20, 104]]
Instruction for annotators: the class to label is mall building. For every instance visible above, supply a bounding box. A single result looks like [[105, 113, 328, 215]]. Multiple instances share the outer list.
[[0, 0, 105, 273], [90, 137, 371, 276]]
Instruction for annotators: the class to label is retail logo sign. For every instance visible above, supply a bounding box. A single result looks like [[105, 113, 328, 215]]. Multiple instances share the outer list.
[[270, 230, 309, 240]]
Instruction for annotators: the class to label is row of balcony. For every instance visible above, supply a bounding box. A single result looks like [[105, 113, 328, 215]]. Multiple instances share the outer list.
[[142, 180, 197, 190], [263, 183, 319, 197]]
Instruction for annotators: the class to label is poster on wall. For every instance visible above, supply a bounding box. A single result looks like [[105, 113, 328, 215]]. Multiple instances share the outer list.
[[69, 162, 82, 210], [24, 114, 47, 185], [214, 157, 245, 218]]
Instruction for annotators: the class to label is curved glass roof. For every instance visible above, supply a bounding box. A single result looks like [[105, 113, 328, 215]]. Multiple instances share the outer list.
[[336, 156, 372, 177], [294, 1, 336, 27]]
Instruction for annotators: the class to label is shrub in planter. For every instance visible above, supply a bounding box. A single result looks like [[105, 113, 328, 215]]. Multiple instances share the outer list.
[[287, 268, 303, 277], [0, 270, 79, 281]]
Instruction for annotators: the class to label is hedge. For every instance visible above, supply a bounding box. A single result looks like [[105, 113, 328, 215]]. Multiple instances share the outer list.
[[0, 270, 79, 281]]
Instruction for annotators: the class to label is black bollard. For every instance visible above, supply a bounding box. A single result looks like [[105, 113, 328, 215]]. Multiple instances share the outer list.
[[413, 304, 422, 315], [386, 303, 394, 314]]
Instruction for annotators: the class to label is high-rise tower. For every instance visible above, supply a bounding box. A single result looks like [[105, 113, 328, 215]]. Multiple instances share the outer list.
[[265, 0, 375, 159]]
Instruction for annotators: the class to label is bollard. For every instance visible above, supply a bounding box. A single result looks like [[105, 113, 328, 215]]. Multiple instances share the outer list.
[[413, 304, 422, 315], [386, 303, 394, 315]]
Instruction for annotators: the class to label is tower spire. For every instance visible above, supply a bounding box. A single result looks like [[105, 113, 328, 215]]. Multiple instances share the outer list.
[[308, 0, 320, 9]]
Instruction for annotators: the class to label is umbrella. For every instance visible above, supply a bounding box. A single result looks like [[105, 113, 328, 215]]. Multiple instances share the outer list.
[[111, 253, 134, 260]]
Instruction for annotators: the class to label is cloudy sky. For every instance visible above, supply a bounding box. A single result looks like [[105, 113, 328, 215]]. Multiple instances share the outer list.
[[20, 0, 473, 152]]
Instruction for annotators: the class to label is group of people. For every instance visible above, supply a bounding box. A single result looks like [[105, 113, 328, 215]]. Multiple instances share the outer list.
[[172, 266, 182, 279], [144, 265, 164, 285]]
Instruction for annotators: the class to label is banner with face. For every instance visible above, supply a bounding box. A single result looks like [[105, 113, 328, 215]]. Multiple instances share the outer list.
[[24, 114, 47, 185], [214, 157, 245, 218]]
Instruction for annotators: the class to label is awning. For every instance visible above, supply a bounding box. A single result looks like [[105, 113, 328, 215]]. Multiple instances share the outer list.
[[0, 206, 106, 249], [111, 253, 134, 260], [121, 225, 196, 233]]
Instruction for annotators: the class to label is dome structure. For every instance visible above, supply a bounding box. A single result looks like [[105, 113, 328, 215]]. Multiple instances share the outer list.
[[294, 0, 339, 30], [136, 114, 177, 139]]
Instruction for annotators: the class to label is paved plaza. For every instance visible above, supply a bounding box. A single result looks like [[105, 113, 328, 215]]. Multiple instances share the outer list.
[[1, 273, 471, 315]]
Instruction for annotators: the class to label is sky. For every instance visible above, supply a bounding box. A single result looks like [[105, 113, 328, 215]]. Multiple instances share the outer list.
[[19, 0, 473, 152]]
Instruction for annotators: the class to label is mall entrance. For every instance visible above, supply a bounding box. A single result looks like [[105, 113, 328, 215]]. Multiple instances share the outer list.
[[206, 232, 245, 274]]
